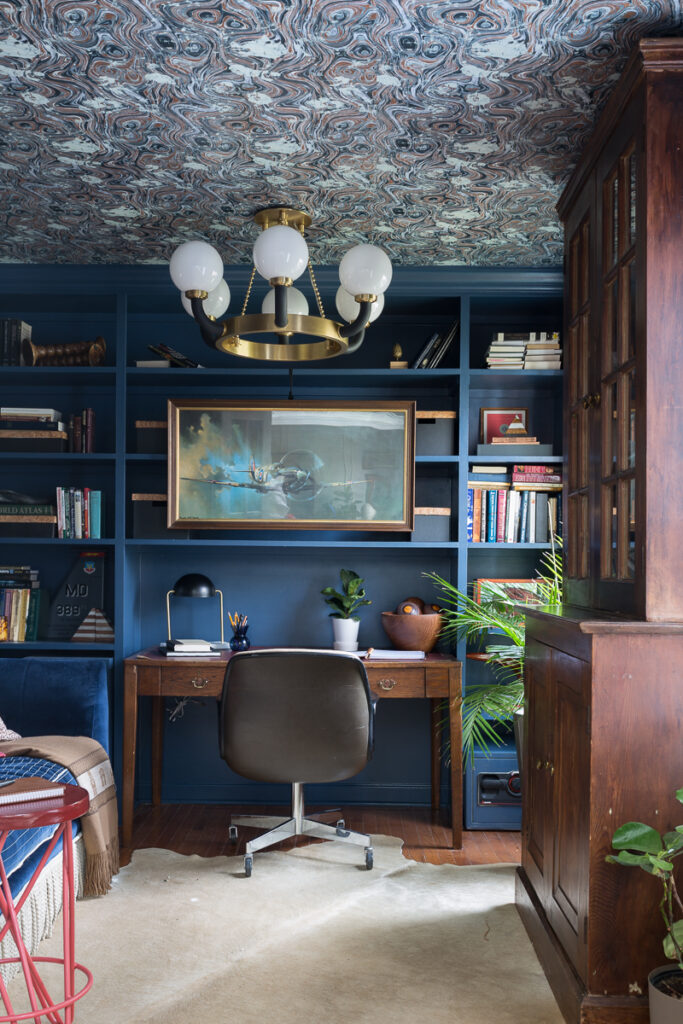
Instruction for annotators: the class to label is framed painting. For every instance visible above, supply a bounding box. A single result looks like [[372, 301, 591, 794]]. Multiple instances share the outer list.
[[167, 399, 415, 530], [472, 578, 543, 605], [479, 407, 529, 444]]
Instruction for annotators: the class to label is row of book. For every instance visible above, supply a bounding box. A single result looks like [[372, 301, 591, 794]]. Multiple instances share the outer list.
[[486, 331, 562, 370], [467, 487, 561, 544], [0, 320, 32, 366], [411, 320, 459, 369], [0, 566, 43, 643], [55, 487, 103, 539], [0, 406, 95, 453]]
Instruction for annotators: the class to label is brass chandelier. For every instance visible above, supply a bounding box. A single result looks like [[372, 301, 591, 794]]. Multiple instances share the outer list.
[[169, 207, 392, 362]]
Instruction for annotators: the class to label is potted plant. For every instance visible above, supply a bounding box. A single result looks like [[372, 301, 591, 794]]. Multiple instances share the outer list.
[[606, 788, 683, 1021], [321, 569, 371, 651], [423, 541, 562, 765]]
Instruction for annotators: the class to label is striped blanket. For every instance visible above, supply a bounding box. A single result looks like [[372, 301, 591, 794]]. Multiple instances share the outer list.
[[0, 735, 119, 896]]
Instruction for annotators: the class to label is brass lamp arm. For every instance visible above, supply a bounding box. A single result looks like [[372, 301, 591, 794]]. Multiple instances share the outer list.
[[338, 300, 372, 339], [190, 295, 224, 347]]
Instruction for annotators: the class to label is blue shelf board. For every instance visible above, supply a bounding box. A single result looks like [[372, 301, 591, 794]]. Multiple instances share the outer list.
[[468, 542, 552, 549], [0, 642, 114, 651], [125, 539, 461, 549], [0, 538, 115, 546], [0, 367, 116, 386], [0, 452, 116, 461]]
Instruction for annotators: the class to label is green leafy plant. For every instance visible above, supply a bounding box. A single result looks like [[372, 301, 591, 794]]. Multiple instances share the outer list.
[[423, 539, 562, 763], [321, 569, 371, 620], [606, 789, 683, 979]]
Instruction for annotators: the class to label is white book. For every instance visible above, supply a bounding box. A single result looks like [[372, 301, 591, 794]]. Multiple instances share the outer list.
[[164, 650, 221, 657], [173, 638, 212, 649], [0, 778, 65, 806], [364, 649, 426, 660], [528, 491, 537, 543], [0, 407, 62, 420]]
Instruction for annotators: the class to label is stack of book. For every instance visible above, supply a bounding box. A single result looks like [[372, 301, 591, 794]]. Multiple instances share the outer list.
[[467, 464, 562, 543], [55, 487, 103, 539], [0, 321, 32, 366], [485, 331, 562, 370], [0, 490, 57, 538], [66, 408, 96, 452], [485, 334, 526, 369], [411, 319, 459, 369], [0, 406, 67, 452], [161, 638, 220, 657], [0, 565, 43, 642], [523, 334, 562, 370], [147, 344, 202, 368]]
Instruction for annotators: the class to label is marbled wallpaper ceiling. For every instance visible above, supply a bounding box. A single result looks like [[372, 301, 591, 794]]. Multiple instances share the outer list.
[[0, 0, 681, 267]]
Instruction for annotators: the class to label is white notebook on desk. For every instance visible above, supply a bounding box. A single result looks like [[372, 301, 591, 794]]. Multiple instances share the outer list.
[[364, 649, 426, 660]]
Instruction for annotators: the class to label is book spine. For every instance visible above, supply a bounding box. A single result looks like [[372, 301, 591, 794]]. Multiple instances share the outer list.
[[496, 489, 507, 543], [25, 588, 41, 641], [73, 415, 82, 454], [466, 488, 474, 542], [512, 472, 562, 484], [9, 589, 20, 641], [17, 588, 29, 641], [528, 491, 537, 543], [0, 504, 56, 515], [472, 488, 481, 543], [426, 334, 451, 369], [411, 332, 440, 370], [513, 464, 559, 474], [85, 407, 95, 452], [519, 490, 530, 543], [90, 490, 101, 539], [486, 489, 497, 542], [480, 488, 487, 543], [83, 487, 90, 539]]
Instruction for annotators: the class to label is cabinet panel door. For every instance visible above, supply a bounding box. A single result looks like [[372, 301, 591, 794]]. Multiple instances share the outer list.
[[521, 639, 554, 902], [547, 649, 591, 983]]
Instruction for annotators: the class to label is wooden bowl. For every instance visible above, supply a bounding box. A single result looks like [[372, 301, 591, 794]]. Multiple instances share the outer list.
[[381, 611, 443, 652]]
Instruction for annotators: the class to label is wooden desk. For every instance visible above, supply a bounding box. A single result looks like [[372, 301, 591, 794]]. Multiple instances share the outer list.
[[122, 648, 462, 850]]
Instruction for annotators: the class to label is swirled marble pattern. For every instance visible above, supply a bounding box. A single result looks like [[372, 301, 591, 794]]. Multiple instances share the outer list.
[[0, 1, 681, 266]]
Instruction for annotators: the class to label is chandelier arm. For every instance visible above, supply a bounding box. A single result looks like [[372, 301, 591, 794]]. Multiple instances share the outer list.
[[338, 301, 372, 339], [190, 296, 225, 347], [343, 328, 366, 355], [274, 284, 288, 330]]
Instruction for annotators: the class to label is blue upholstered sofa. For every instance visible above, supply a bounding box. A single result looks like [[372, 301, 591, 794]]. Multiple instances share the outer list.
[[0, 657, 111, 968]]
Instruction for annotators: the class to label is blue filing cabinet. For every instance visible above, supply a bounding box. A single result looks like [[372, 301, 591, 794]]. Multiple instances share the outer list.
[[465, 740, 522, 830]]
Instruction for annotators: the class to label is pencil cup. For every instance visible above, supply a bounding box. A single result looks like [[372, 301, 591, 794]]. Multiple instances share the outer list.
[[229, 626, 250, 652]]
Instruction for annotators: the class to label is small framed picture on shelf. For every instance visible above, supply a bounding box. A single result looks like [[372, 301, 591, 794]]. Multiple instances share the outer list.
[[473, 578, 543, 605], [479, 407, 529, 445]]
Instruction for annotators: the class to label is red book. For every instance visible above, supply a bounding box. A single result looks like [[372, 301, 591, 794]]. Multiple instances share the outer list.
[[512, 472, 562, 484], [513, 465, 558, 474], [85, 407, 95, 452], [496, 489, 507, 542]]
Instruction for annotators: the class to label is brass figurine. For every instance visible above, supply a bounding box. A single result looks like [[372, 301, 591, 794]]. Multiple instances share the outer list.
[[22, 336, 107, 367]]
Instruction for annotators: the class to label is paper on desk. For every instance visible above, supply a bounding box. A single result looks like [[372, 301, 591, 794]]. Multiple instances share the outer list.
[[363, 649, 426, 660]]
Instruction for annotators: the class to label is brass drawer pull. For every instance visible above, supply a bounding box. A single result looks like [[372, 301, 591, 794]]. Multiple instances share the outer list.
[[191, 677, 209, 689], [378, 677, 397, 691]]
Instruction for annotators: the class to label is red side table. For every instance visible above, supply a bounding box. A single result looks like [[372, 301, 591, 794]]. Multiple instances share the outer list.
[[0, 785, 92, 1023]]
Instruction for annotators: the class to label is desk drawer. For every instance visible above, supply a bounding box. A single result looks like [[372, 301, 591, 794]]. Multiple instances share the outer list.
[[159, 664, 225, 697], [366, 667, 425, 698]]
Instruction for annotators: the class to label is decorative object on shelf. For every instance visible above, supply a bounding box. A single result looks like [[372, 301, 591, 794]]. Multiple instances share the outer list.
[[607, 787, 683, 1019], [21, 336, 106, 367], [165, 573, 224, 644], [380, 601, 442, 652], [390, 344, 408, 369], [321, 569, 371, 652], [71, 608, 114, 643], [228, 612, 250, 652], [480, 408, 529, 445], [169, 207, 392, 363], [45, 551, 105, 641], [167, 398, 415, 531]]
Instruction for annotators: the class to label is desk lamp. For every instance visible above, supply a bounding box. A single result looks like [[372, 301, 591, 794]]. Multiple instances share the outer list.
[[166, 573, 224, 643]]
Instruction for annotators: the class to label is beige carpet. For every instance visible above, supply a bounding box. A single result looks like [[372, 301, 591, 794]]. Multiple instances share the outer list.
[[11, 835, 563, 1024]]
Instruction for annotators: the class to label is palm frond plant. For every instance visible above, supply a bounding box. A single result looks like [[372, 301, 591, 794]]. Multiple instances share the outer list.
[[424, 536, 563, 764]]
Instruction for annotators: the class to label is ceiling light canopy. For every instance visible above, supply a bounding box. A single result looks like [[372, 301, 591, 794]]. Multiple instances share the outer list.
[[169, 207, 392, 362]]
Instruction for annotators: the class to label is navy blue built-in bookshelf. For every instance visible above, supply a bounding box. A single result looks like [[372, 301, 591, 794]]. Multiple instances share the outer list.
[[0, 264, 563, 821]]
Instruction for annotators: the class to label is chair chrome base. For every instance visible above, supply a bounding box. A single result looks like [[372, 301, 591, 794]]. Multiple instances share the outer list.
[[229, 782, 373, 875]]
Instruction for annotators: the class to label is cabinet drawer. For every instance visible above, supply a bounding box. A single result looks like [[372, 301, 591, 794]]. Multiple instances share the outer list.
[[159, 665, 225, 697], [366, 667, 425, 698]]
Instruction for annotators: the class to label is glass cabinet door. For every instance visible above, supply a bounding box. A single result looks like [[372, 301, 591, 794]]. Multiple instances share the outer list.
[[599, 141, 637, 582]]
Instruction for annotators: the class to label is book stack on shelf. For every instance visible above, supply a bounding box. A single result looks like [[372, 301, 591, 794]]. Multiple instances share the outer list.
[[0, 565, 44, 643], [467, 464, 562, 544], [66, 408, 96, 452], [55, 487, 103, 539], [0, 406, 67, 452], [411, 320, 459, 369], [0, 320, 32, 366], [0, 490, 57, 538], [485, 331, 561, 369]]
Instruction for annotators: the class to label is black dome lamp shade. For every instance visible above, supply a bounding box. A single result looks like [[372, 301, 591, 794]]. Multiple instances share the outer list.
[[166, 573, 224, 642]]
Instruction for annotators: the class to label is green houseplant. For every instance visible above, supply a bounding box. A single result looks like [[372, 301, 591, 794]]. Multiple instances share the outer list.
[[423, 541, 562, 764], [321, 569, 371, 651], [607, 788, 683, 1017]]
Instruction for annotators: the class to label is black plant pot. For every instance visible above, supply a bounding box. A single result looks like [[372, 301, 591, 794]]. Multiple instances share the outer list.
[[649, 966, 683, 1023]]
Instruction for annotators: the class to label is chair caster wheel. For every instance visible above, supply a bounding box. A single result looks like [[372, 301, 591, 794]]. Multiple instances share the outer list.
[[244, 855, 253, 878], [336, 819, 348, 836], [365, 847, 374, 871], [336, 819, 345, 829], [228, 825, 238, 842]]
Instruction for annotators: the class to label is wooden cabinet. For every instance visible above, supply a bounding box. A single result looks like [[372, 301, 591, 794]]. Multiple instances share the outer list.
[[518, 610, 683, 1024], [559, 37, 683, 621]]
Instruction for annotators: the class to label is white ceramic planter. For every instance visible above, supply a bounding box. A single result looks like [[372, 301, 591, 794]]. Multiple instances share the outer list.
[[649, 966, 683, 1023], [331, 617, 360, 651]]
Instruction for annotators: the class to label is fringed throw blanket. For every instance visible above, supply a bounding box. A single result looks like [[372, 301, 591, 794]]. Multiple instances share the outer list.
[[0, 735, 119, 896]]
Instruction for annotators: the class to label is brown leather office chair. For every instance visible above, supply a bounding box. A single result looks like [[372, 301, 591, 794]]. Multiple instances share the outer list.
[[219, 648, 375, 876]]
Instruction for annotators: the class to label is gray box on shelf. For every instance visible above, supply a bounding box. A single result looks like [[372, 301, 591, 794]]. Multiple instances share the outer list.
[[416, 410, 456, 455], [131, 494, 189, 539], [411, 506, 451, 542], [476, 443, 553, 456], [135, 420, 167, 454]]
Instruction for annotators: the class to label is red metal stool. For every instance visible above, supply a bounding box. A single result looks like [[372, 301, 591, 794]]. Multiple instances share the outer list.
[[0, 785, 92, 1023]]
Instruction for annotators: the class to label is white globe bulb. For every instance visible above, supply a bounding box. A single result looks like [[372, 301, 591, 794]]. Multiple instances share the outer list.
[[181, 278, 231, 319], [169, 240, 223, 293], [262, 286, 309, 317], [339, 244, 392, 297], [252, 225, 308, 282], [335, 286, 384, 324]]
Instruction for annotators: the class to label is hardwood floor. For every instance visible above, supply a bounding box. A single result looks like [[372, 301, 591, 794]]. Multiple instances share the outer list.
[[125, 803, 521, 866]]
